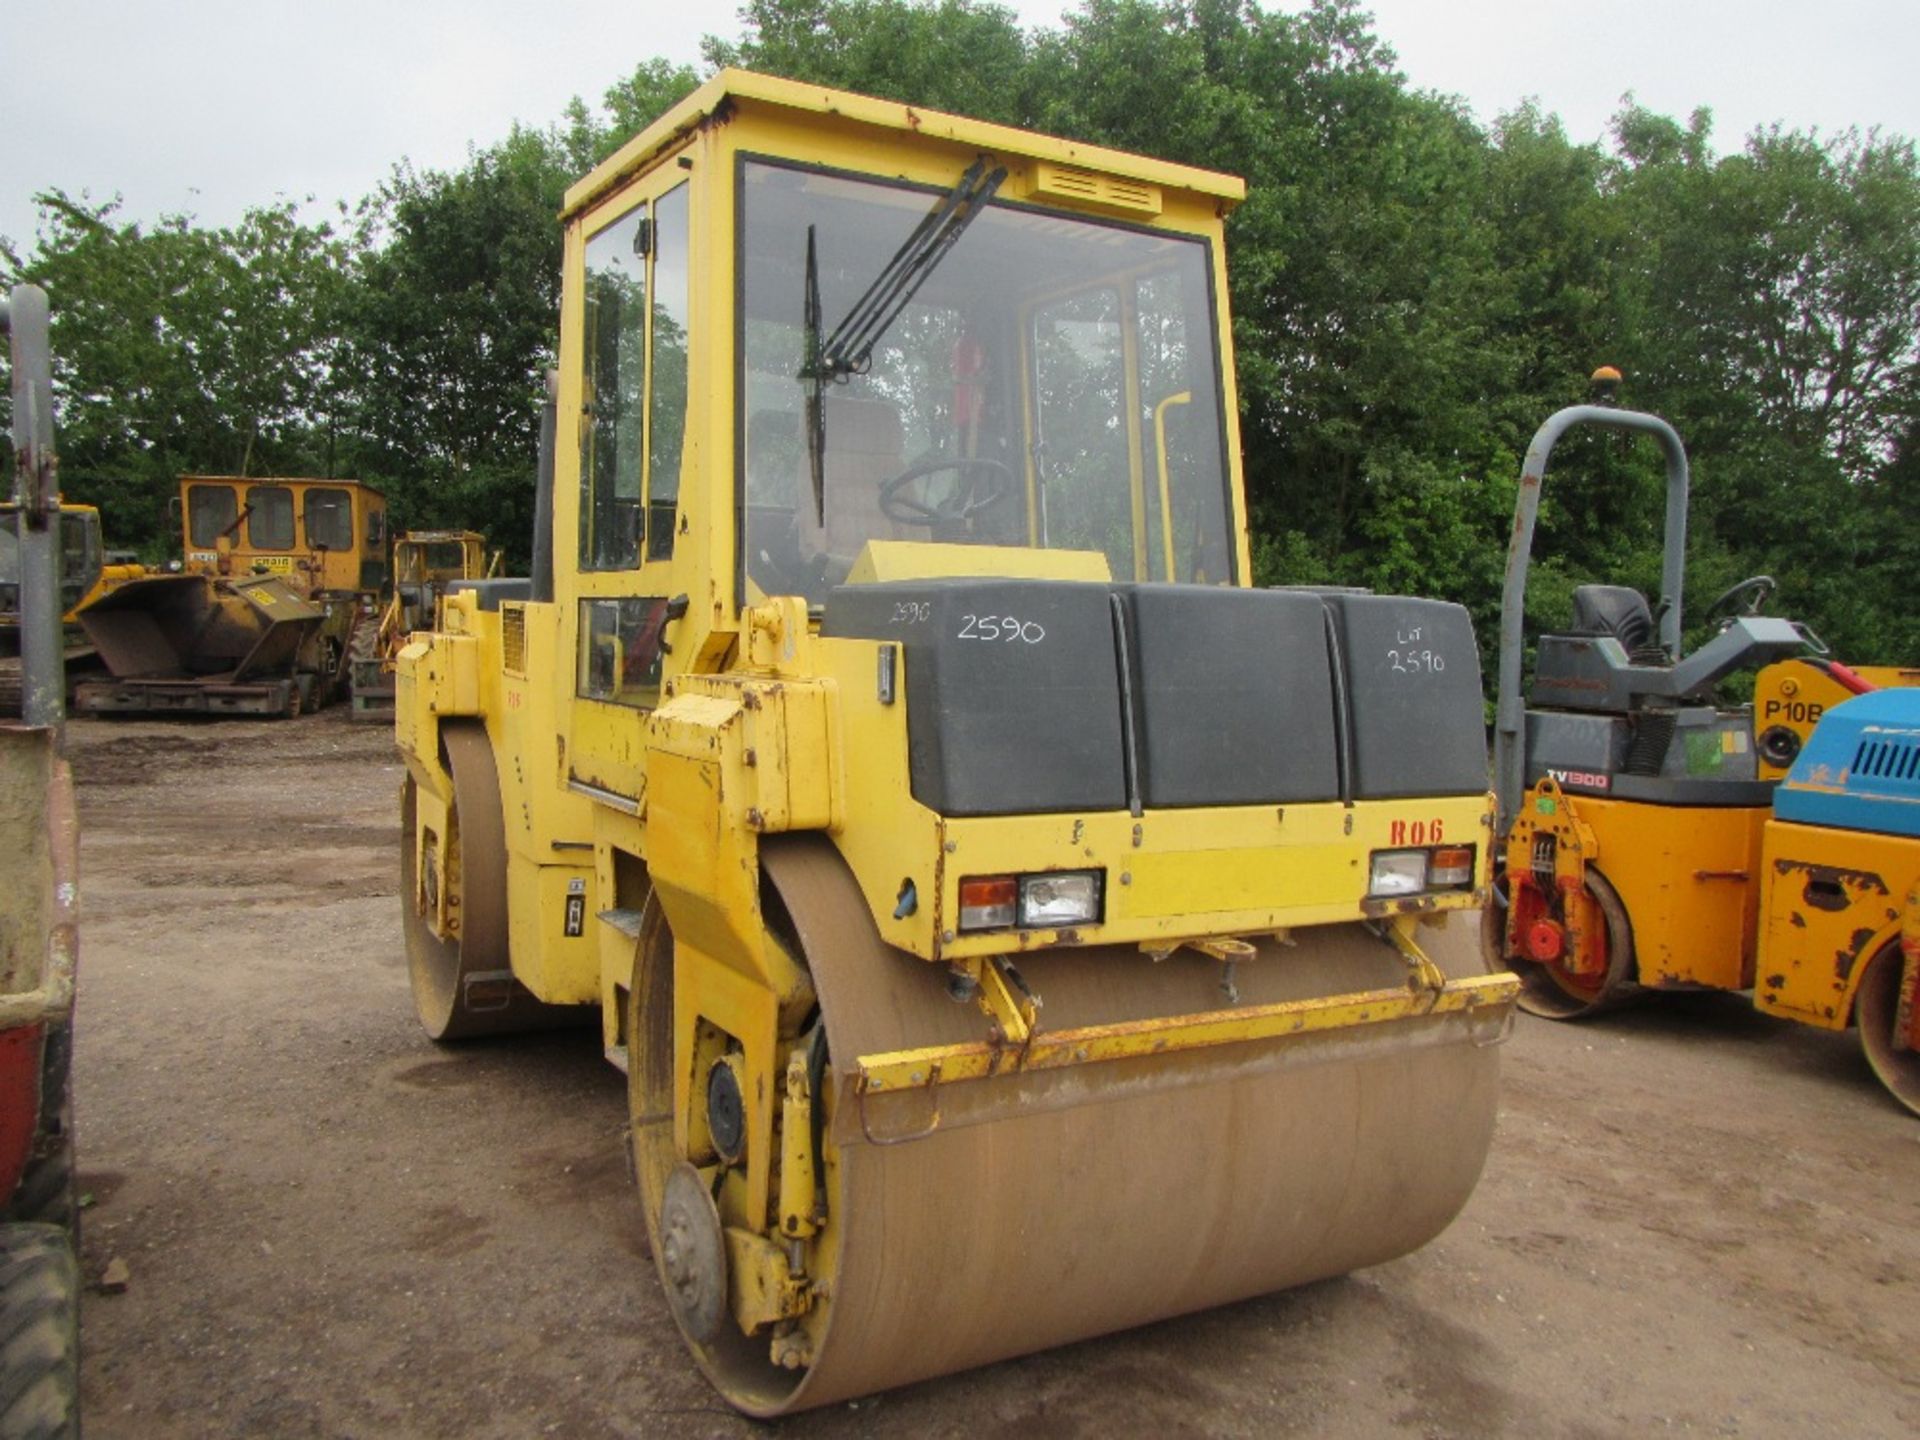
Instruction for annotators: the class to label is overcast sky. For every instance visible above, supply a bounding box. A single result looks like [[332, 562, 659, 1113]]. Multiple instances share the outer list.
[[7, 1, 1919, 254]]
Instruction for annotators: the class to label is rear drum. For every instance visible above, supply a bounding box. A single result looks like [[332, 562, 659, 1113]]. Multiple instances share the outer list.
[[629, 837, 1509, 1416]]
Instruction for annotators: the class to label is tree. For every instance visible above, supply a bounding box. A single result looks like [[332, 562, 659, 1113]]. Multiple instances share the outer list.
[[705, 0, 1038, 124], [561, 59, 705, 174], [336, 127, 576, 559], [2, 192, 351, 554], [1603, 110, 1920, 660], [10, 0, 1920, 676]]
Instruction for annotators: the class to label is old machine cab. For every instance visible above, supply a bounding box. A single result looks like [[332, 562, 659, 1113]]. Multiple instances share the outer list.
[[395, 72, 1517, 1416], [180, 474, 387, 595]]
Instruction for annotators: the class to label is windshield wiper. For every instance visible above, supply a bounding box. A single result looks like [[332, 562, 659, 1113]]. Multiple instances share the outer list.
[[799, 157, 1007, 524], [802, 224, 827, 525], [816, 157, 1006, 380]]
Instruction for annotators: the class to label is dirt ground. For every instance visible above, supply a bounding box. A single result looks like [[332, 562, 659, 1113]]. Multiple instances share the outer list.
[[59, 711, 1920, 1439]]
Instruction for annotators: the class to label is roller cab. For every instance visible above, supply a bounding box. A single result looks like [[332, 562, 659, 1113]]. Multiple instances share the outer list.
[[0, 501, 144, 716], [394, 71, 1517, 1414], [177, 475, 387, 596]]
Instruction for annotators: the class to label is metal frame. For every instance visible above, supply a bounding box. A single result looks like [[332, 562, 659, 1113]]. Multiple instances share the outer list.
[[4, 285, 65, 734], [1494, 403, 1690, 832]]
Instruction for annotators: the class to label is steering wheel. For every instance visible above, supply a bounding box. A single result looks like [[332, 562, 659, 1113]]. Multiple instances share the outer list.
[[879, 458, 1015, 526], [1703, 574, 1777, 624]]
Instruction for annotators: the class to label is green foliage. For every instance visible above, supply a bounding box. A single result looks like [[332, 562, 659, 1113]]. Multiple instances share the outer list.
[[7, 0, 1920, 686], [705, 0, 1038, 123], [3, 193, 350, 556], [1599, 109, 1920, 663], [336, 125, 575, 563], [562, 59, 705, 172]]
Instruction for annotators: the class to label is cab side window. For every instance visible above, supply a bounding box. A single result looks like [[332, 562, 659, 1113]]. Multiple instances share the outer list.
[[577, 182, 691, 571], [647, 186, 691, 560], [579, 208, 648, 570]]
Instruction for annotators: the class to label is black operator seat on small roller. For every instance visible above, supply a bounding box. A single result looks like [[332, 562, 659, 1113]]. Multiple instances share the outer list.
[[1568, 584, 1655, 653], [1532, 581, 1809, 712]]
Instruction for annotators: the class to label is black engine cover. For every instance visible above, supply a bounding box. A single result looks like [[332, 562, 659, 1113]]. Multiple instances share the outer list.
[[1319, 593, 1489, 801], [1122, 584, 1340, 808], [822, 579, 1127, 816], [823, 579, 1485, 817]]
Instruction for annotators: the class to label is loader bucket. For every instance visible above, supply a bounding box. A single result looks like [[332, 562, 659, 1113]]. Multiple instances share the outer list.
[[78, 573, 323, 682]]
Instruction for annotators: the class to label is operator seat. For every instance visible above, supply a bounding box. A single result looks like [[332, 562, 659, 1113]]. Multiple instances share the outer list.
[[1569, 584, 1655, 653], [742, 396, 910, 600], [796, 394, 908, 564]]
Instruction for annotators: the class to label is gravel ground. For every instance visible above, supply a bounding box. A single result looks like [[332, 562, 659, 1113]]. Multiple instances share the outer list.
[[62, 711, 1920, 1439]]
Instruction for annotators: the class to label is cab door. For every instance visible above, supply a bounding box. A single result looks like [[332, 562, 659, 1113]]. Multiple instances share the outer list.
[[566, 177, 696, 803]]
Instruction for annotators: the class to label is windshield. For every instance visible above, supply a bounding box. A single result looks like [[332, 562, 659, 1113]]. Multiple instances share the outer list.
[[188, 484, 238, 548], [248, 486, 294, 550], [59, 511, 100, 611], [400, 541, 472, 577], [305, 487, 354, 550], [0, 513, 16, 614], [739, 161, 1233, 604]]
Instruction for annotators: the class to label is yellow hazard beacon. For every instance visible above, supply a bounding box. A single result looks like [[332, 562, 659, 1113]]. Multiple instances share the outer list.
[[394, 71, 1519, 1414]]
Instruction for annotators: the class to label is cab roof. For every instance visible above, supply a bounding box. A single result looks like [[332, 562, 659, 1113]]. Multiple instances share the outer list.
[[563, 68, 1247, 221]]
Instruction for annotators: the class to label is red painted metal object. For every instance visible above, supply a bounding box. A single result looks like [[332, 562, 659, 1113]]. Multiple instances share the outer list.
[[0, 1021, 45, 1201]]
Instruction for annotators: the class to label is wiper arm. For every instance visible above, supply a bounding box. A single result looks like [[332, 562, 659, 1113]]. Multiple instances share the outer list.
[[818, 157, 1006, 380], [798, 157, 1007, 526]]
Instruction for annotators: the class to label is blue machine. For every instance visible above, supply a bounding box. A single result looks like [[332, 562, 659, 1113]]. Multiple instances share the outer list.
[[1773, 688, 1920, 838]]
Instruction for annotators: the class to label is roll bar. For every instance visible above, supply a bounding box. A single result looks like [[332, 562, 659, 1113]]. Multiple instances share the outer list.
[[1493, 403, 1690, 832]]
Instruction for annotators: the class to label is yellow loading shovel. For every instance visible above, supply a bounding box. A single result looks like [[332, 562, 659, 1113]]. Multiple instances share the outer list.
[[74, 573, 325, 716], [637, 837, 1514, 1415]]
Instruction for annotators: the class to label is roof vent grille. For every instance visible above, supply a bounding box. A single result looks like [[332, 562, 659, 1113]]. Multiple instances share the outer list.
[[1024, 163, 1163, 216]]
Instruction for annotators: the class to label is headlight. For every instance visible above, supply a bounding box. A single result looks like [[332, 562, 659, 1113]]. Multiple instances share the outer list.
[[1019, 871, 1102, 928], [1369, 844, 1476, 897], [1368, 849, 1428, 897], [958, 870, 1105, 931]]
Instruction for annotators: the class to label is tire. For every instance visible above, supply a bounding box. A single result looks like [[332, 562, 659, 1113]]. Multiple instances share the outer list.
[[402, 726, 587, 1039], [3, 1146, 72, 1232], [0, 1223, 80, 1440], [1479, 861, 1511, 975], [347, 607, 380, 665]]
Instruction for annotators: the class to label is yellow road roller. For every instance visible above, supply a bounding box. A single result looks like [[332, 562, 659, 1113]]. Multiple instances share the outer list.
[[394, 70, 1519, 1415]]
